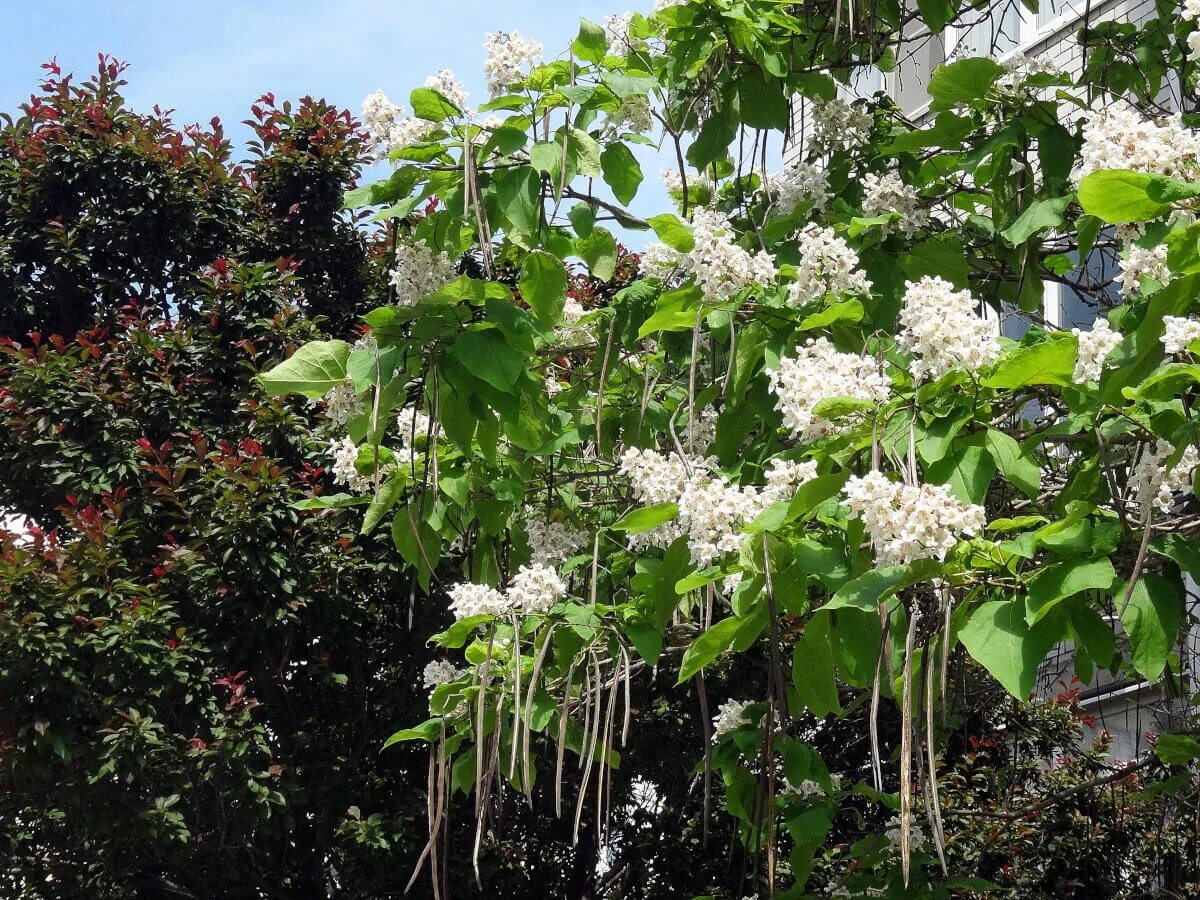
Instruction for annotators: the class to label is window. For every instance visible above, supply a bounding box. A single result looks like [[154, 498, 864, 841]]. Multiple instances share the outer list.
[[1036, 0, 1077, 30], [965, 0, 1022, 58]]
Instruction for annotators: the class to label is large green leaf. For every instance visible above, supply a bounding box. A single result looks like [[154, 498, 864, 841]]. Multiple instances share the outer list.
[[928, 58, 1004, 110], [1121, 574, 1183, 682], [449, 329, 526, 391], [983, 331, 1076, 389], [959, 600, 1061, 699], [410, 86, 460, 121], [647, 213, 695, 252], [601, 142, 644, 205], [519, 251, 567, 323], [1078, 170, 1170, 224], [612, 502, 679, 533], [1024, 558, 1116, 625], [793, 613, 842, 717], [984, 428, 1041, 499], [572, 17, 608, 63], [257, 340, 349, 399]]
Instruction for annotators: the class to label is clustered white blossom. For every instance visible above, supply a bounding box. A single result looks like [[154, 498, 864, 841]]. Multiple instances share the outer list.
[[620, 448, 817, 565], [321, 379, 364, 426], [654, 0, 687, 10], [660, 167, 715, 202], [768, 338, 890, 443], [447, 563, 568, 620], [422, 659, 465, 690], [390, 240, 457, 306], [361, 90, 433, 160], [1184, 0, 1200, 57], [424, 68, 469, 112], [604, 13, 632, 55], [607, 95, 653, 136], [712, 698, 754, 738], [781, 774, 840, 799], [1118, 245, 1170, 297], [809, 98, 873, 156], [1072, 319, 1123, 384], [897, 276, 1001, 381], [787, 224, 872, 305], [884, 815, 929, 853], [639, 241, 690, 280], [327, 435, 373, 493], [1162, 316, 1200, 355], [1129, 440, 1199, 518], [841, 471, 987, 566], [688, 207, 777, 302], [685, 406, 719, 451], [524, 508, 588, 564], [555, 297, 590, 344], [1074, 103, 1200, 184], [860, 170, 929, 237], [397, 406, 433, 448], [765, 161, 831, 215], [483, 30, 543, 97], [997, 53, 1065, 91], [447, 581, 509, 619]]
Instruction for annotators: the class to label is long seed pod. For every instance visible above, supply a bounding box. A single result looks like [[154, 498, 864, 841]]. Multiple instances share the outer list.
[[523, 624, 558, 793], [556, 654, 579, 818], [574, 652, 604, 844], [924, 640, 948, 873], [899, 604, 919, 887]]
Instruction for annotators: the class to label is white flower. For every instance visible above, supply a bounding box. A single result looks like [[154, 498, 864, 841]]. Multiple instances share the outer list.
[[639, 241, 690, 280], [397, 406, 433, 449], [505, 563, 567, 615], [604, 13, 633, 55], [654, 0, 686, 10], [884, 815, 928, 853], [660, 167, 715, 203], [897, 276, 1001, 381], [1129, 440, 1199, 518], [524, 509, 588, 565], [321, 379, 364, 426], [712, 698, 754, 738], [448, 581, 509, 619], [1074, 103, 1200, 185], [483, 30, 543, 97], [327, 436, 373, 493], [1191, 31, 1200, 58], [389, 240, 457, 307], [1118, 245, 1169, 297], [764, 161, 830, 215], [781, 778, 825, 799], [860, 170, 929, 237], [997, 53, 1064, 91], [809, 99, 872, 156], [555, 297, 590, 345], [842, 471, 987, 566], [361, 90, 433, 160], [688, 207, 777, 302], [787, 225, 871, 305], [423, 659, 465, 690], [768, 338, 890, 443], [1072, 319, 1123, 384], [722, 571, 744, 594], [424, 68, 469, 112], [1163, 316, 1200, 355], [1183, 0, 1200, 24], [607, 95, 652, 136]]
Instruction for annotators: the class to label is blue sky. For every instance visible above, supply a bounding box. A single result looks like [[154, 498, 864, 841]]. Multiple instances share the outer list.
[[0, 0, 672, 237]]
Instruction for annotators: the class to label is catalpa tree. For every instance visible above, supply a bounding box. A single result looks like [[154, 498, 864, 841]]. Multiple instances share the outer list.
[[260, 1, 1200, 895]]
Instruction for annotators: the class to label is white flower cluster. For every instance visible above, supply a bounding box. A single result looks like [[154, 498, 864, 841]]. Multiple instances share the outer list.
[[448, 563, 568, 620], [607, 95, 653, 136], [787, 224, 872, 305], [860, 171, 929, 237], [1163, 316, 1200, 355], [554, 297, 591, 345], [1129, 440, 1199, 518], [390, 240, 457, 307], [424, 69, 469, 112], [1072, 319, 1123, 384], [483, 30, 543, 97], [327, 435, 373, 493], [768, 338, 890, 443], [321, 379, 364, 427], [997, 53, 1064, 91], [361, 90, 433, 160], [688, 207, 777, 302], [639, 241, 690, 280], [1075, 103, 1200, 184], [884, 815, 928, 853], [765, 161, 831, 215], [654, 0, 686, 10], [605, 13, 632, 55], [422, 659, 465, 690], [809, 99, 872, 156], [781, 775, 840, 799], [660, 167, 715, 202], [1118, 245, 1170, 297], [685, 406, 719, 452], [1184, 0, 1200, 56], [897, 276, 1001, 381], [712, 698, 753, 738], [524, 508, 588, 565], [620, 448, 817, 565], [842, 471, 987, 566], [397, 406, 433, 449]]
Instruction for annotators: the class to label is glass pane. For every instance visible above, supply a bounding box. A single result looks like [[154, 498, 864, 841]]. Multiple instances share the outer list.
[[1037, 0, 1076, 29]]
